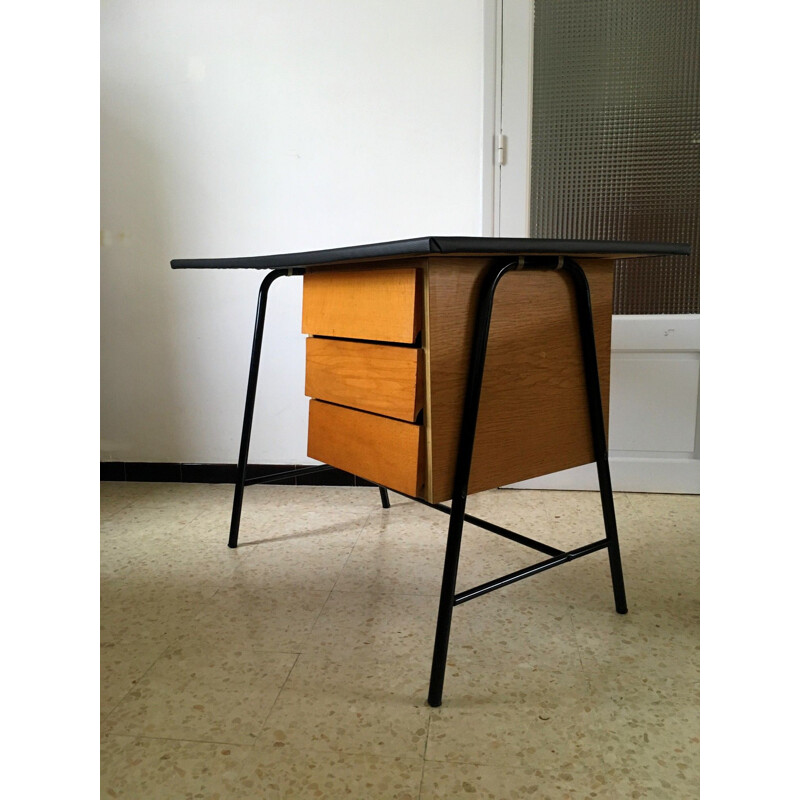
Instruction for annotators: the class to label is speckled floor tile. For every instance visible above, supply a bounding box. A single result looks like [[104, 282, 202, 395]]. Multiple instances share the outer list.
[[585, 666, 700, 796], [303, 590, 438, 662], [223, 530, 359, 593], [420, 760, 617, 800], [100, 579, 211, 644], [447, 591, 584, 670], [174, 585, 331, 653], [426, 664, 598, 768], [260, 656, 430, 758], [101, 499, 211, 539], [100, 734, 248, 799], [307, 586, 582, 671], [625, 492, 699, 529], [234, 745, 424, 799], [100, 483, 137, 519], [100, 640, 170, 718], [267, 484, 391, 512], [538, 491, 637, 547], [99, 483, 699, 798], [194, 485, 375, 544], [103, 642, 297, 743], [102, 480, 233, 511], [331, 506, 448, 595], [100, 529, 239, 595], [571, 605, 699, 676], [191, 502, 369, 548]]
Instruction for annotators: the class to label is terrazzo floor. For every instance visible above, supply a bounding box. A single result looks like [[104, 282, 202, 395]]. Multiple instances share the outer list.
[[100, 482, 699, 799]]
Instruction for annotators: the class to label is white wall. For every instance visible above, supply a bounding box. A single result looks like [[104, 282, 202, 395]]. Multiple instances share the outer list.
[[101, 0, 487, 464]]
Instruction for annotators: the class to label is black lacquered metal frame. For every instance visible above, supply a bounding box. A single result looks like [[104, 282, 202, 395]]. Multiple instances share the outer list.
[[227, 257, 627, 707]]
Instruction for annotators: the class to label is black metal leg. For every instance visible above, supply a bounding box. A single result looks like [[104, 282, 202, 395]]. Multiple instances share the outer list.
[[563, 258, 628, 614], [427, 259, 520, 707], [428, 495, 467, 707], [228, 269, 293, 548], [378, 486, 391, 508]]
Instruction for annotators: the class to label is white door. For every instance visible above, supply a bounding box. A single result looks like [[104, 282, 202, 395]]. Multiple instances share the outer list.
[[489, 0, 699, 494]]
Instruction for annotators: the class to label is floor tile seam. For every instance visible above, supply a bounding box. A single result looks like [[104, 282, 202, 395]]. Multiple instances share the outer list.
[[113, 493, 216, 521], [242, 738, 429, 763], [564, 605, 589, 677], [417, 755, 428, 800], [420, 706, 434, 767], [525, 493, 566, 546], [321, 588, 447, 600], [291, 509, 376, 651], [324, 587, 442, 598], [101, 639, 175, 722], [104, 731, 257, 749], [583, 662, 701, 691], [327, 506, 383, 594], [420, 753, 585, 770], [621, 490, 667, 540], [224, 513, 371, 550], [99, 499, 136, 522], [237, 742, 428, 770], [255, 652, 302, 740]]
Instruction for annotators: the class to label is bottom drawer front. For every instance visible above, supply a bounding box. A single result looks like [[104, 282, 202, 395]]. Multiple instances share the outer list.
[[308, 400, 424, 497]]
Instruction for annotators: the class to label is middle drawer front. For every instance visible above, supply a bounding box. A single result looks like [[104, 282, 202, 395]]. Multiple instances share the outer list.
[[305, 337, 423, 423]]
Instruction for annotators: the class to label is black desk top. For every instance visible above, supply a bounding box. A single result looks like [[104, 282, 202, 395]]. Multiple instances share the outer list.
[[171, 236, 690, 270]]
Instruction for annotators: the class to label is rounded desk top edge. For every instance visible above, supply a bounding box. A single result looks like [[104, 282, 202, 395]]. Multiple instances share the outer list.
[[170, 235, 691, 270]]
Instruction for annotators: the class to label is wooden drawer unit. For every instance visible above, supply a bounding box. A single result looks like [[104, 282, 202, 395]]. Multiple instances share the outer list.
[[301, 266, 422, 343], [303, 257, 613, 504], [305, 337, 423, 423], [304, 264, 426, 496], [307, 400, 425, 497]]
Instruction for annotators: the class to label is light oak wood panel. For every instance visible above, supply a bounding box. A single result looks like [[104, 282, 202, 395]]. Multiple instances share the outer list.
[[302, 266, 422, 343], [305, 337, 423, 422], [425, 257, 612, 503], [307, 400, 425, 497]]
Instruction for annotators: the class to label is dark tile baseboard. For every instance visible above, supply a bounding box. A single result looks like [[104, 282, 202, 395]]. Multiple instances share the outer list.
[[100, 462, 371, 487]]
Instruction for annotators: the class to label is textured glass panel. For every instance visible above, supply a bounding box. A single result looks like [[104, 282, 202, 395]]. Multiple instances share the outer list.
[[530, 0, 699, 314]]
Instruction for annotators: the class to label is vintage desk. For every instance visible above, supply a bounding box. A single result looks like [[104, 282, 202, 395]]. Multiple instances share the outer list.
[[172, 236, 689, 706]]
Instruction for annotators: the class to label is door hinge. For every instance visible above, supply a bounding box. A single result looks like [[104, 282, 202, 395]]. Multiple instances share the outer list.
[[496, 133, 507, 166]]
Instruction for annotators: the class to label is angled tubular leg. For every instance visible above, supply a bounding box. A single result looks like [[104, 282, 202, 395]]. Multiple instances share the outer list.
[[378, 486, 391, 508], [427, 259, 521, 708], [228, 268, 299, 548], [562, 258, 628, 614]]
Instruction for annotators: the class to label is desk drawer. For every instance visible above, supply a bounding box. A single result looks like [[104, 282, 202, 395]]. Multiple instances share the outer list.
[[302, 268, 422, 343], [305, 337, 423, 422], [308, 399, 425, 497]]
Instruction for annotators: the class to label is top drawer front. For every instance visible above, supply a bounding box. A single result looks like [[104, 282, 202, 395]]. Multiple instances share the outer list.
[[302, 267, 422, 344]]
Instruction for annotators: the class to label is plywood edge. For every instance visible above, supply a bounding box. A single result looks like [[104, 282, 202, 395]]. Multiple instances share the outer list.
[[422, 259, 435, 503]]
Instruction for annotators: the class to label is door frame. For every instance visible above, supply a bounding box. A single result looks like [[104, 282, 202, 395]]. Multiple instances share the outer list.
[[483, 0, 534, 238]]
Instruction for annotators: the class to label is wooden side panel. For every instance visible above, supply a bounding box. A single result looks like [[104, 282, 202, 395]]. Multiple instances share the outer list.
[[307, 400, 425, 497], [302, 267, 422, 343], [305, 337, 423, 422], [425, 257, 613, 503]]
